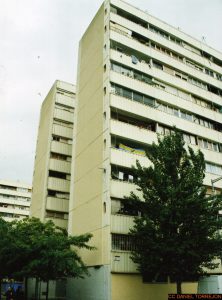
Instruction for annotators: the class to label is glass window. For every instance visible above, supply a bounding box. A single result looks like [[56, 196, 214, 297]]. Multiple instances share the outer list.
[[183, 134, 190, 144], [181, 111, 186, 119], [123, 89, 132, 99], [213, 143, 219, 152], [167, 107, 173, 115], [190, 136, 196, 145], [133, 92, 143, 103], [153, 61, 163, 70], [158, 126, 164, 134], [144, 96, 154, 107], [119, 172, 124, 180], [203, 140, 208, 149], [134, 72, 142, 81], [115, 86, 122, 96], [173, 109, 179, 117], [112, 64, 121, 73]]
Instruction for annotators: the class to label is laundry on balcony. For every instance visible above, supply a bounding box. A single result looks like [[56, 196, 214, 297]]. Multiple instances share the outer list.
[[119, 143, 146, 156], [131, 55, 139, 64]]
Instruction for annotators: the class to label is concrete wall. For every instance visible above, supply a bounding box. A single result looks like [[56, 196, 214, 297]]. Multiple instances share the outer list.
[[30, 84, 55, 219], [68, 4, 109, 266], [67, 266, 110, 300], [111, 274, 197, 300]]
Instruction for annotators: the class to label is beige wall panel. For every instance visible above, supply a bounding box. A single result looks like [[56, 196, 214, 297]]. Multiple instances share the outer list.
[[75, 226, 110, 266], [70, 168, 102, 211], [76, 89, 104, 136], [69, 5, 106, 267], [74, 135, 103, 181], [111, 274, 197, 300], [75, 111, 103, 158]]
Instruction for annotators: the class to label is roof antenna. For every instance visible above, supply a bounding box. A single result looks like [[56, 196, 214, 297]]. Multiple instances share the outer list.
[[202, 36, 207, 43]]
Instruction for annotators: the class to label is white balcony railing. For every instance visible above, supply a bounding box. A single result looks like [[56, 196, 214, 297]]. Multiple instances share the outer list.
[[46, 197, 69, 213], [48, 177, 70, 193], [111, 251, 138, 273], [49, 158, 71, 174], [111, 214, 135, 234]]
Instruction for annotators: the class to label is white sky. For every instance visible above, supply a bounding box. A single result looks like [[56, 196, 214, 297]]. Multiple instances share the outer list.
[[0, 0, 222, 185]]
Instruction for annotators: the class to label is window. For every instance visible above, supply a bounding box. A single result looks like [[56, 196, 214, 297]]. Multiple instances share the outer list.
[[123, 89, 132, 99], [153, 61, 163, 70], [133, 92, 143, 103], [206, 163, 222, 176], [49, 170, 67, 179], [112, 234, 135, 251]]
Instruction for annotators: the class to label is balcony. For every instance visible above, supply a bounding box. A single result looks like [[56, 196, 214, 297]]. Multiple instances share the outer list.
[[110, 147, 150, 169], [109, 11, 222, 75], [54, 108, 74, 123], [55, 94, 74, 108], [111, 251, 138, 273], [0, 207, 29, 216], [52, 124, 73, 139], [45, 217, 68, 229], [49, 158, 71, 174], [110, 179, 142, 199], [110, 30, 222, 105], [109, 56, 222, 123], [46, 196, 69, 213], [110, 119, 157, 146], [48, 177, 70, 193], [51, 141, 72, 156], [110, 94, 222, 144], [204, 173, 222, 190], [111, 214, 134, 234]]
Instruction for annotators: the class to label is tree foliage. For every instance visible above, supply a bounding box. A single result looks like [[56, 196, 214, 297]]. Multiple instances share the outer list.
[[0, 217, 93, 281], [126, 130, 222, 293]]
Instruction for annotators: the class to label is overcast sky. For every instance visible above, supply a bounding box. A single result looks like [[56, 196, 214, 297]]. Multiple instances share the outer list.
[[0, 0, 222, 185]]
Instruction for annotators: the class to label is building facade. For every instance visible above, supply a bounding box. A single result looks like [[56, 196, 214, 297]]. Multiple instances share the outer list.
[[67, 0, 222, 299], [30, 80, 75, 229], [0, 180, 31, 221]]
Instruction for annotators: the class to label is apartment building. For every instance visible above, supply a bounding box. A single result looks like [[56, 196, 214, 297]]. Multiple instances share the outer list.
[[67, 0, 222, 299], [0, 180, 31, 221], [30, 80, 75, 229]]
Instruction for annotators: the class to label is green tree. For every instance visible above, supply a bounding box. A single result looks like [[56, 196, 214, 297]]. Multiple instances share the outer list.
[[126, 131, 222, 294], [0, 218, 13, 300], [0, 217, 94, 300]]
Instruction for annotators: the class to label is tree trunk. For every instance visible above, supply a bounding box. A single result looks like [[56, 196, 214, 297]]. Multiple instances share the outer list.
[[24, 277, 28, 300], [45, 281, 49, 300], [35, 278, 39, 300], [176, 281, 182, 294], [0, 277, 2, 300]]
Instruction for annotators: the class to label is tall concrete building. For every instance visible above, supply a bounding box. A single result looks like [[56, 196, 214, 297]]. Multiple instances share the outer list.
[[30, 80, 75, 229], [0, 179, 31, 221], [68, 0, 222, 299]]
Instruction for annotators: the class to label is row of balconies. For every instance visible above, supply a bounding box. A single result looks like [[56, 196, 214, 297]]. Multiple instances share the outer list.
[[0, 206, 29, 216], [0, 197, 30, 207], [110, 93, 222, 145], [109, 9, 222, 75], [110, 120, 222, 167], [109, 48, 222, 112], [109, 53, 222, 121]]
